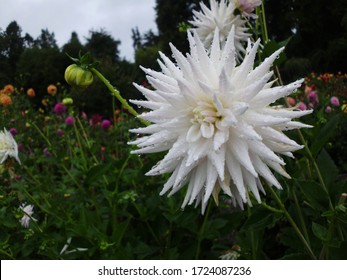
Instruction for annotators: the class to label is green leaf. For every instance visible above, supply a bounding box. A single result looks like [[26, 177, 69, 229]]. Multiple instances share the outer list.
[[312, 222, 328, 241], [296, 180, 329, 211], [242, 208, 279, 231], [311, 115, 340, 156], [204, 218, 228, 239], [85, 163, 112, 185], [317, 149, 338, 190]]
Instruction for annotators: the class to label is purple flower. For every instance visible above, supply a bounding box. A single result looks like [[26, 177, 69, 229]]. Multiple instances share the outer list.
[[307, 91, 319, 105], [325, 106, 332, 113], [53, 103, 67, 115], [297, 102, 307, 111], [65, 116, 75, 126], [330, 96, 340, 107], [57, 129, 64, 136], [101, 119, 111, 130], [43, 147, 51, 157], [9, 128, 17, 136]]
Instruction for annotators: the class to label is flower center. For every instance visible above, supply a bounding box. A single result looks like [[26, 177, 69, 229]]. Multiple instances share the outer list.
[[189, 100, 223, 140], [192, 101, 221, 126]]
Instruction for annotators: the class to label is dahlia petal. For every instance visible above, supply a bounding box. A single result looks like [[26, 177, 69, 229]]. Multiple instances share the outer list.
[[203, 161, 219, 204], [232, 39, 260, 83], [257, 127, 302, 148], [261, 108, 313, 118], [186, 138, 210, 166], [208, 146, 226, 180], [228, 135, 257, 177], [133, 83, 166, 103], [252, 79, 304, 107], [236, 71, 274, 103], [245, 111, 290, 126], [264, 159, 291, 179], [242, 169, 261, 203], [213, 129, 229, 150], [251, 155, 282, 189], [187, 124, 202, 142], [147, 76, 177, 93], [160, 167, 180, 195], [226, 153, 247, 202], [248, 140, 285, 165], [189, 161, 207, 204], [275, 121, 313, 130], [130, 100, 160, 110], [247, 47, 284, 82], [201, 122, 215, 138], [140, 66, 176, 86], [158, 51, 182, 78]]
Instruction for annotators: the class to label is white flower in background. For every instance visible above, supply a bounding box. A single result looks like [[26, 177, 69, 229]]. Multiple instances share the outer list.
[[189, 0, 250, 60], [0, 128, 20, 164], [19, 204, 37, 228], [60, 237, 88, 255], [129, 27, 312, 214], [235, 0, 262, 18]]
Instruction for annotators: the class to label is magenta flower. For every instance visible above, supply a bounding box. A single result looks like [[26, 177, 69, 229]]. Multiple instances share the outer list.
[[53, 103, 67, 115], [9, 128, 17, 136], [89, 114, 102, 126], [65, 116, 75, 126], [325, 106, 332, 113], [307, 91, 319, 105], [57, 129, 64, 136], [101, 119, 111, 130], [43, 147, 51, 157], [297, 102, 307, 111], [330, 96, 340, 107]]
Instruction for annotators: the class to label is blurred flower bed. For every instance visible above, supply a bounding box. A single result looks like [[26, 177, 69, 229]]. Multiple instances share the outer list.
[[0, 69, 346, 260]]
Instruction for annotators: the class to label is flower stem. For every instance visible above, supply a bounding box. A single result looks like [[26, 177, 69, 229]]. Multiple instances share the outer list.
[[195, 201, 212, 259], [297, 131, 334, 211], [290, 183, 311, 245], [259, 2, 269, 43], [90, 68, 150, 126], [247, 205, 257, 259], [267, 184, 316, 259]]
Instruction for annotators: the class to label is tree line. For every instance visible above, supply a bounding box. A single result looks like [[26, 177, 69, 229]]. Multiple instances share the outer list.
[[1, 0, 346, 115]]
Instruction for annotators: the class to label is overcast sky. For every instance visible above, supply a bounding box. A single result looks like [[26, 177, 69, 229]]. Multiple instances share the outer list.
[[0, 0, 158, 61]]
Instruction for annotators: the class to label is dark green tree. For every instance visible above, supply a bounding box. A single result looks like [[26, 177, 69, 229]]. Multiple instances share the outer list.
[[34, 28, 58, 49], [85, 29, 121, 63], [0, 21, 25, 84], [62, 32, 85, 58]]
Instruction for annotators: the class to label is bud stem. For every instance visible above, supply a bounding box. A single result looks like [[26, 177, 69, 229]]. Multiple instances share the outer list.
[[90, 67, 150, 126]]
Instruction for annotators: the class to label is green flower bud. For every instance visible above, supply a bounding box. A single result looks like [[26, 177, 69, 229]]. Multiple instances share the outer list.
[[64, 64, 94, 89], [62, 97, 74, 105]]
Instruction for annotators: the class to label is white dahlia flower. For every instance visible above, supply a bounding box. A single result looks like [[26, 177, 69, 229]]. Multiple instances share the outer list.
[[189, 0, 250, 60], [0, 128, 20, 164], [129, 27, 312, 214]]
